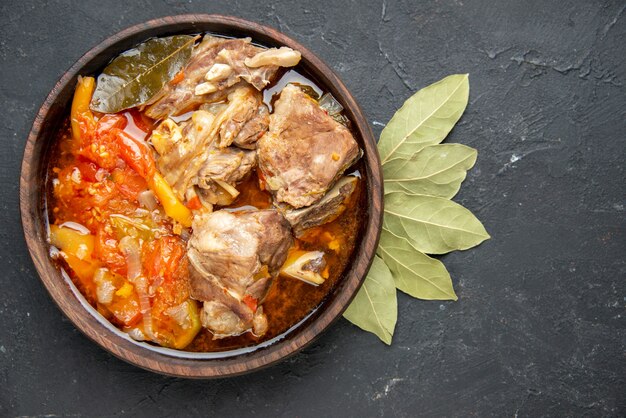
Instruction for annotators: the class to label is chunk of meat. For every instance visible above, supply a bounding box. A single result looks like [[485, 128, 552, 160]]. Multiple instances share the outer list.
[[187, 210, 292, 338], [195, 146, 256, 205], [282, 176, 358, 236], [233, 104, 269, 149], [146, 36, 298, 119], [200, 86, 269, 149], [198, 146, 256, 187], [257, 84, 360, 208], [189, 266, 269, 338], [199, 300, 267, 338], [150, 88, 266, 203], [149, 110, 216, 200]]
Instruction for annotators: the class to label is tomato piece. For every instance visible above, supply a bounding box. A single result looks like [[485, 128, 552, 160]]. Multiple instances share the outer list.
[[143, 236, 200, 348], [97, 114, 127, 134], [186, 196, 202, 210], [107, 291, 142, 327], [142, 236, 185, 283], [111, 167, 148, 202], [74, 159, 100, 183], [77, 131, 119, 170], [243, 295, 258, 312], [94, 223, 127, 276], [113, 129, 156, 179], [170, 70, 185, 85]]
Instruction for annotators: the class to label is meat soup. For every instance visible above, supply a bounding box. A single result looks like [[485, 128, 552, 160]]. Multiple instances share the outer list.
[[46, 34, 364, 351]]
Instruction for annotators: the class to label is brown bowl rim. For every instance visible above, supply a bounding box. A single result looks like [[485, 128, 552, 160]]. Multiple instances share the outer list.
[[19, 14, 383, 378]]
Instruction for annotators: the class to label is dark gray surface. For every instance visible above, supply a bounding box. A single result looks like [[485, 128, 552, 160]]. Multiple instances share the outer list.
[[1, 0, 624, 416]]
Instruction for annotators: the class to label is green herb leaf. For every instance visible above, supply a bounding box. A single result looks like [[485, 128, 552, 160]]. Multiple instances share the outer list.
[[343, 255, 397, 345], [90, 35, 196, 113], [383, 144, 477, 198], [346, 73, 490, 345], [378, 74, 469, 164], [377, 230, 457, 300], [383, 192, 490, 254]]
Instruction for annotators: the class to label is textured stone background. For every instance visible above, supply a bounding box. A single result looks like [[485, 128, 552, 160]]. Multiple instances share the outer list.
[[1, 0, 624, 416]]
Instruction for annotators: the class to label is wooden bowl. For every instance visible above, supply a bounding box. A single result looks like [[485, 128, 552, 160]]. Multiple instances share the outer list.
[[20, 15, 383, 378]]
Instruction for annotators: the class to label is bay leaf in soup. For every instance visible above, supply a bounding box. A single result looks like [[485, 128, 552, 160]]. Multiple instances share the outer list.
[[378, 74, 469, 164], [383, 144, 477, 198], [383, 192, 490, 254], [90, 35, 196, 113], [377, 230, 457, 300], [343, 255, 397, 345]]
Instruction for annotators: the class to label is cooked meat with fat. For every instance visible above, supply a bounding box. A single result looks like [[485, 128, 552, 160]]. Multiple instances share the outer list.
[[282, 176, 357, 236], [233, 104, 269, 149], [198, 146, 256, 187], [150, 86, 268, 201], [200, 86, 269, 149], [145, 36, 299, 119], [187, 210, 292, 338], [195, 145, 256, 205], [257, 84, 360, 208], [199, 300, 268, 339], [150, 110, 216, 200]]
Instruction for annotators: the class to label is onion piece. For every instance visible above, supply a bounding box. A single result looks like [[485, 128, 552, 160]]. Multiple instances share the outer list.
[[280, 251, 327, 285], [215, 180, 239, 198], [93, 268, 115, 304], [318, 93, 344, 116], [95, 168, 107, 182], [119, 236, 155, 340], [58, 221, 90, 235], [127, 328, 146, 341], [119, 236, 142, 281], [214, 180, 240, 199], [165, 302, 192, 329], [137, 190, 158, 211]]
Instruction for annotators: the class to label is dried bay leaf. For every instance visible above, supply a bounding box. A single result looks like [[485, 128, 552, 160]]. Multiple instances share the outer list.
[[90, 35, 196, 113], [383, 144, 477, 198], [377, 230, 457, 300], [343, 255, 397, 345], [346, 73, 490, 344], [383, 192, 490, 254], [378, 74, 469, 164]]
